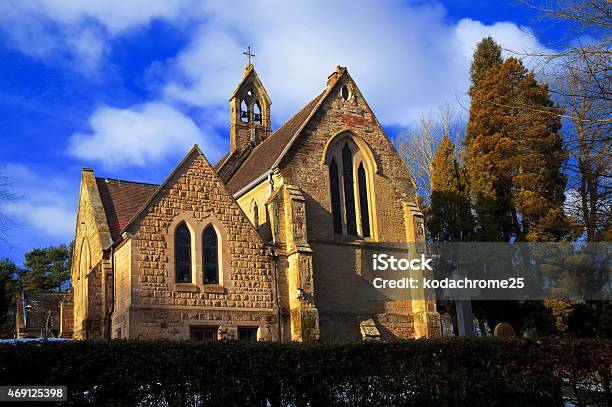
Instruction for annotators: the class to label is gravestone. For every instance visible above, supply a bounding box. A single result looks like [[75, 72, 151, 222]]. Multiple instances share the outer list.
[[493, 322, 516, 339], [360, 319, 381, 341]]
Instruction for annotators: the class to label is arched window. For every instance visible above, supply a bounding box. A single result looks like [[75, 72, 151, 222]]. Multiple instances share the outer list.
[[326, 135, 375, 239], [203, 226, 219, 284], [253, 201, 260, 228], [341, 85, 350, 100], [79, 239, 91, 311], [358, 163, 371, 237], [329, 158, 342, 234], [253, 102, 262, 125], [175, 223, 192, 283], [342, 144, 357, 235], [240, 100, 249, 123]]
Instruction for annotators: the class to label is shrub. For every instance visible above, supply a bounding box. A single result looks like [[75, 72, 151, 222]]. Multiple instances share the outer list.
[[0, 337, 610, 406]]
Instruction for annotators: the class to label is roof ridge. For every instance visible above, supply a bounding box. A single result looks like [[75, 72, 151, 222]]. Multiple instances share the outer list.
[[269, 68, 345, 169], [95, 177, 159, 187]]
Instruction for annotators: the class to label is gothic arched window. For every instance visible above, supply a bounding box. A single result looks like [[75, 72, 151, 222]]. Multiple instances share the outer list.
[[253, 102, 262, 125], [175, 223, 192, 283], [240, 100, 249, 123], [79, 239, 91, 312], [203, 226, 219, 284], [326, 135, 375, 239], [358, 162, 371, 237], [329, 158, 342, 234], [342, 144, 357, 235]]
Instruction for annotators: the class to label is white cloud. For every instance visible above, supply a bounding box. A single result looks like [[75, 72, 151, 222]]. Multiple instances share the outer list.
[[68, 102, 225, 168], [0, 0, 194, 72], [0, 163, 76, 239], [0, 0, 552, 124], [163, 1, 551, 126], [2, 203, 74, 238], [452, 18, 547, 64]]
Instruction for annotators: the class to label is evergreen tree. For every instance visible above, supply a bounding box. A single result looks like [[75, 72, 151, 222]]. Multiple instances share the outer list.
[[466, 57, 570, 242], [21, 244, 72, 292], [0, 258, 17, 327], [469, 36, 503, 92], [427, 136, 473, 241]]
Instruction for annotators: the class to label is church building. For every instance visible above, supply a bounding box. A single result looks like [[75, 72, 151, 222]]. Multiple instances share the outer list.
[[59, 61, 440, 341]]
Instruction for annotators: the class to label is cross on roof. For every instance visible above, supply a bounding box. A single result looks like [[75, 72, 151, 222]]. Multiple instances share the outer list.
[[243, 46, 255, 65]]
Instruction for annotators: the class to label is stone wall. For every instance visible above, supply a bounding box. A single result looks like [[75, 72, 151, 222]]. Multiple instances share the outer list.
[[59, 290, 74, 338], [111, 240, 131, 338], [123, 149, 278, 340], [279, 73, 416, 243], [70, 168, 112, 340], [272, 72, 437, 340]]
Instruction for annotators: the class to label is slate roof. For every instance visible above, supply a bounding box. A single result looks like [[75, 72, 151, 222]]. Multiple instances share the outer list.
[[91, 67, 346, 241], [95, 178, 158, 241]]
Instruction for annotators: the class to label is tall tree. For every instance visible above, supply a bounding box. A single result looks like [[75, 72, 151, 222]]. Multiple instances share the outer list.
[[469, 37, 503, 92], [558, 54, 611, 242], [396, 105, 464, 204], [0, 258, 17, 328], [20, 244, 72, 292], [466, 57, 571, 242], [427, 136, 473, 242]]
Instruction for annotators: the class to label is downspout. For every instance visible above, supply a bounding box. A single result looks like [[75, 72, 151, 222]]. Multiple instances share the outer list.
[[271, 249, 281, 341], [268, 170, 282, 341], [106, 245, 115, 339]]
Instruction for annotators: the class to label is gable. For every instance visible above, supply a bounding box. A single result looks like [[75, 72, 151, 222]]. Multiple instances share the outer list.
[[222, 65, 414, 196], [73, 169, 113, 260], [229, 64, 272, 105], [122, 145, 262, 243]]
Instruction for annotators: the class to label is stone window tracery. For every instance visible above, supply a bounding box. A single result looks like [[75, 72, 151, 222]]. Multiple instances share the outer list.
[[326, 135, 375, 239]]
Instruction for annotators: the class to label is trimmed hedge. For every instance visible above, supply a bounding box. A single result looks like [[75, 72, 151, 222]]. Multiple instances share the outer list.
[[0, 338, 610, 406]]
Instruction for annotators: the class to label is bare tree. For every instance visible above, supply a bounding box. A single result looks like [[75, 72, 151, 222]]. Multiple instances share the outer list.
[[559, 60, 611, 241], [519, 1, 611, 106], [0, 169, 15, 244], [395, 105, 465, 204], [516, 1, 611, 240]]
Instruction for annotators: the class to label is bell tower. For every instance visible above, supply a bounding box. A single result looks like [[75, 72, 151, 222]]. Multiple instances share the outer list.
[[229, 49, 272, 154]]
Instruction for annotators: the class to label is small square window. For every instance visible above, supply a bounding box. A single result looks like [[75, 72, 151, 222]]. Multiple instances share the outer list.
[[190, 326, 218, 341], [238, 327, 258, 341]]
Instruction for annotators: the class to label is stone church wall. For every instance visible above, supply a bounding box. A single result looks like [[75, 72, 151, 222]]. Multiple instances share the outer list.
[[111, 240, 131, 338], [123, 151, 278, 340], [71, 169, 112, 339], [276, 75, 430, 340]]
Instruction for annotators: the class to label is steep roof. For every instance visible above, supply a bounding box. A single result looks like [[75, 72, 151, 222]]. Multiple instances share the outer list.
[[225, 91, 325, 194], [223, 66, 349, 195], [95, 178, 158, 241]]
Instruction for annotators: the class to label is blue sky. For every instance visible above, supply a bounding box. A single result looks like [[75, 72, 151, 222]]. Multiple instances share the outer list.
[[0, 0, 567, 265]]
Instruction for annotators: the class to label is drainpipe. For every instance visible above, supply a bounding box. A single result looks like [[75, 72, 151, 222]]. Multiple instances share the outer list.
[[267, 170, 281, 341], [270, 249, 281, 341], [106, 245, 115, 339]]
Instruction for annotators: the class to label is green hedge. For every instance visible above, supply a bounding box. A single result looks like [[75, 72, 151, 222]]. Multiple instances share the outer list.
[[0, 338, 610, 406]]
